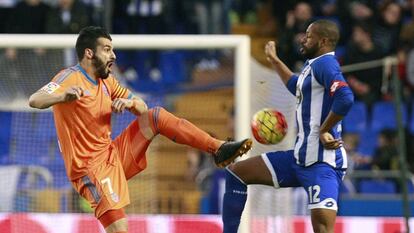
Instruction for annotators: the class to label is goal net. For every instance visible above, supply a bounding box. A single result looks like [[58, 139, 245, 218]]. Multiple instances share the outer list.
[[0, 34, 297, 233]]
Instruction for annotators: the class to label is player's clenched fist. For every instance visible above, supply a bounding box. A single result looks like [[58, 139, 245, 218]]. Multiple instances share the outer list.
[[265, 41, 280, 65], [112, 98, 133, 113], [63, 86, 84, 102]]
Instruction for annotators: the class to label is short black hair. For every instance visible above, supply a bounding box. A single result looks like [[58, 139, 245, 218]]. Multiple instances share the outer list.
[[75, 26, 112, 61], [312, 19, 340, 48]]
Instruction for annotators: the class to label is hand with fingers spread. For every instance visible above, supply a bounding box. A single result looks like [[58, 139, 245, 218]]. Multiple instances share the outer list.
[[320, 131, 342, 150], [63, 86, 84, 102], [265, 41, 281, 66], [111, 98, 133, 113]]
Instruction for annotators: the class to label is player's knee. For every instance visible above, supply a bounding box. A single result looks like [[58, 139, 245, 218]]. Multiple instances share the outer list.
[[313, 223, 332, 233], [311, 209, 336, 233], [105, 218, 128, 233], [98, 209, 127, 233]]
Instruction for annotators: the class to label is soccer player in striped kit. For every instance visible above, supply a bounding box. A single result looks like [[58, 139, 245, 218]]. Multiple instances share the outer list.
[[222, 20, 354, 233], [29, 26, 252, 233]]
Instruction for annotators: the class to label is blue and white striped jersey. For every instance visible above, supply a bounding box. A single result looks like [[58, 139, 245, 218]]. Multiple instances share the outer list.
[[286, 52, 349, 170]]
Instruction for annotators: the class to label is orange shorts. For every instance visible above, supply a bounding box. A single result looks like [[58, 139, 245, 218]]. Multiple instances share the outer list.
[[72, 117, 153, 218]]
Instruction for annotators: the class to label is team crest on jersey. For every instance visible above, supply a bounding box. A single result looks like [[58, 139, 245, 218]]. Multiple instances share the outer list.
[[41, 82, 60, 94], [102, 84, 110, 96], [296, 87, 303, 105], [111, 192, 119, 203], [325, 201, 334, 208]]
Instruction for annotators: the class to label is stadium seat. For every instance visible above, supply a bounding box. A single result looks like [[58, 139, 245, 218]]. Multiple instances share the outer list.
[[0, 111, 12, 164], [409, 102, 414, 135], [371, 101, 407, 132], [358, 179, 397, 194], [356, 129, 378, 156], [159, 51, 186, 85], [342, 101, 367, 133]]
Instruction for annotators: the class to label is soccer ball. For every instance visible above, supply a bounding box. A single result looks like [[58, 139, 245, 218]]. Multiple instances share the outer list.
[[251, 108, 287, 145]]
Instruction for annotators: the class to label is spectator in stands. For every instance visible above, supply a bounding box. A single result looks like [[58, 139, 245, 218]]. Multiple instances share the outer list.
[[3, 0, 53, 97], [399, 9, 414, 103], [336, 0, 376, 43], [193, 0, 228, 70], [372, 0, 403, 56], [45, 0, 90, 34], [229, 0, 257, 26], [126, 0, 166, 81], [372, 129, 399, 171], [80, 0, 104, 26], [277, 1, 314, 71], [343, 22, 383, 109], [0, 0, 16, 33], [6, 0, 50, 33]]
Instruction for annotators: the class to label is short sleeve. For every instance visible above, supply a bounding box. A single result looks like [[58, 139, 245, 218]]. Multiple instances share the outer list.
[[106, 76, 132, 100], [312, 56, 348, 96], [287, 74, 299, 95], [41, 69, 75, 95]]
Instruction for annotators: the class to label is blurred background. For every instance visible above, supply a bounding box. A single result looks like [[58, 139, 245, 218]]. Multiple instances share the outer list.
[[1, 0, 414, 232]]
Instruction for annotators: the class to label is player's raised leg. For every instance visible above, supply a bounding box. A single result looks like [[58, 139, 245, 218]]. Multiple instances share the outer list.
[[141, 106, 252, 167], [222, 150, 299, 233]]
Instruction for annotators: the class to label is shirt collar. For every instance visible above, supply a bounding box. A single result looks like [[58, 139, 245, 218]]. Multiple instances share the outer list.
[[307, 51, 335, 65], [77, 64, 97, 85]]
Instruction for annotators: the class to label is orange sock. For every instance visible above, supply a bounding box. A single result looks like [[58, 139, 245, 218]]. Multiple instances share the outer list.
[[146, 107, 223, 153]]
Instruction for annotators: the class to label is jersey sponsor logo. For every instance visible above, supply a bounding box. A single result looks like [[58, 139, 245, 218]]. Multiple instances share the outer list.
[[325, 201, 334, 208], [41, 82, 60, 94], [329, 81, 348, 96], [111, 192, 120, 203], [232, 190, 247, 195], [296, 88, 303, 105], [83, 90, 91, 96]]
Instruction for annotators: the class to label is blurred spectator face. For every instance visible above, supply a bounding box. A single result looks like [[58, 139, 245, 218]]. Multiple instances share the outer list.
[[382, 2, 401, 25], [352, 25, 370, 45], [295, 2, 312, 23], [25, 0, 41, 6], [59, 0, 74, 10], [350, 2, 373, 20]]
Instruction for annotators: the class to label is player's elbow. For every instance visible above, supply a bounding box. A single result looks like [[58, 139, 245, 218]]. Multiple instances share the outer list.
[[332, 88, 354, 116], [29, 94, 47, 109]]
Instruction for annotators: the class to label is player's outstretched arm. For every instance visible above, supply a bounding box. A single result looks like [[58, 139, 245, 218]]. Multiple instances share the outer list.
[[265, 41, 294, 85], [29, 86, 84, 109]]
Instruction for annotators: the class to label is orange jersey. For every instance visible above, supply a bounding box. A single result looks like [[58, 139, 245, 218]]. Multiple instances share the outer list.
[[49, 64, 131, 180]]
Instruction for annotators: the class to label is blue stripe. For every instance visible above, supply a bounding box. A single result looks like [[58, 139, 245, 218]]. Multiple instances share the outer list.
[[153, 107, 160, 133], [298, 76, 312, 165], [77, 64, 97, 85], [55, 66, 78, 84], [335, 148, 344, 169], [82, 176, 101, 203], [127, 92, 133, 99], [318, 90, 332, 162]]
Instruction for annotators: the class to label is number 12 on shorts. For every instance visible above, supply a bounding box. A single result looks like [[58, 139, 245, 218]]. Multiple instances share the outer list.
[[308, 185, 320, 203]]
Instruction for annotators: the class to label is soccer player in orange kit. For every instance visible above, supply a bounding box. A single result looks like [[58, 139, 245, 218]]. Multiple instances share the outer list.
[[29, 26, 252, 233]]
